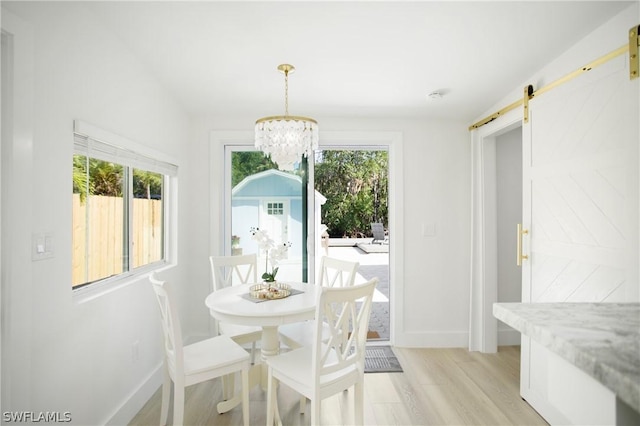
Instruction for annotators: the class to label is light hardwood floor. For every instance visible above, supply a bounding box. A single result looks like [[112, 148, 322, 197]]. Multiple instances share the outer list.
[[129, 346, 548, 425]]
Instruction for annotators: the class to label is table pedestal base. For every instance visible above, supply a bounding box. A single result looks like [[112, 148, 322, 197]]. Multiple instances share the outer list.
[[217, 325, 282, 414], [260, 326, 280, 389]]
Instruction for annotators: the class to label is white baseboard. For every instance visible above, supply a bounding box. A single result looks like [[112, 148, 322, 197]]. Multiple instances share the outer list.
[[394, 329, 519, 349], [105, 362, 163, 426], [394, 330, 469, 348]]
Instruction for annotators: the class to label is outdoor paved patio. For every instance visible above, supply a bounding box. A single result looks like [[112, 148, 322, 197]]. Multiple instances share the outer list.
[[325, 244, 390, 341]]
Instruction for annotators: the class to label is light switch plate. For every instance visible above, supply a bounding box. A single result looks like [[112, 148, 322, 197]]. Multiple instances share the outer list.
[[422, 222, 436, 237], [32, 232, 54, 260]]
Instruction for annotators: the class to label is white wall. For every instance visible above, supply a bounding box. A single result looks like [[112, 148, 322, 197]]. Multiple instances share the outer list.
[[187, 115, 471, 347], [1, 3, 191, 425]]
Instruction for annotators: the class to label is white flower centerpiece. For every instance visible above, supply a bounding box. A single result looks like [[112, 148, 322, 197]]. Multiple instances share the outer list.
[[249, 227, 292, 299]]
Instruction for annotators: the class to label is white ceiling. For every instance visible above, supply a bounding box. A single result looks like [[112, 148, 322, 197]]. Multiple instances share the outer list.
[[80, 1, 632, 123]]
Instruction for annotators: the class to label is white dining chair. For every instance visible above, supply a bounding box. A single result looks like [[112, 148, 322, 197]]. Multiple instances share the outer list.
[[209, 254, 262, 362], [278, 256, 360, 414], [149, 273, 250, 426], [278, 256, 360, 350], [266, 278, 378, 426], [209, 254, 263, 400]]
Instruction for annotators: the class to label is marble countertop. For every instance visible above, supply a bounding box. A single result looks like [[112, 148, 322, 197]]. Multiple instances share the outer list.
[[493, 302, 640, 413]]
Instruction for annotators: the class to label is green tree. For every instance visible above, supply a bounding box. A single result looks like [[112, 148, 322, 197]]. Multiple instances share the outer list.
[[315, 150, 388, 238], [74, 155, 162, 200], [133, 169, 162, 199], [88, 159, 123, 196], [231, 152, 277, 187], [72, 155, 124, 199], [73, 155, 89, 202]]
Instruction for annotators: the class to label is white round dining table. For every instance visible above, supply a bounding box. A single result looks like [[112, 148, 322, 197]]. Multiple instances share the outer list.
[[205, 281, 319, 392]]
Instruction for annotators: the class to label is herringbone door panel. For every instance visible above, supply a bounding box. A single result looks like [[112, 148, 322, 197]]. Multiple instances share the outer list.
[[526, 57, 637, 304]]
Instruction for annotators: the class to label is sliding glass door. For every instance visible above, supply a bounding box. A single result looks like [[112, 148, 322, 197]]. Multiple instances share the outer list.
[[225, 149, 309, 282], [216, 130, 399, 343]]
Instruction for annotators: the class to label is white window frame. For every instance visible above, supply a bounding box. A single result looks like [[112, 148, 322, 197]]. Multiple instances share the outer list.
[[72, 120, 178, 303]]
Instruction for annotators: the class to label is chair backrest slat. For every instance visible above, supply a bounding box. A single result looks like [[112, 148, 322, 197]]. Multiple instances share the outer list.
[[149, 273, 184, 374], [209, 254, 258, 292], [317, 256, 359, 288], [312, 278, 377, 381]]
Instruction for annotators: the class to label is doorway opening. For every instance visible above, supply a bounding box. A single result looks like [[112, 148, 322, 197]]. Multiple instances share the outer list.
[[469, 110, 523, 353], [215, 130, 402, 346], [494, 127, 523, 346], [314, 149, 390, 342]]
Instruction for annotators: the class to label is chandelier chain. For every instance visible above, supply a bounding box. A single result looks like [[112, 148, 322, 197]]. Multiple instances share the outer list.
[[284, 70, 289, 117]]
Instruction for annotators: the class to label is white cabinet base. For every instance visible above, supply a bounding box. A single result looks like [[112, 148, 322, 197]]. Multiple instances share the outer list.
[[522, 339, 616, 425]]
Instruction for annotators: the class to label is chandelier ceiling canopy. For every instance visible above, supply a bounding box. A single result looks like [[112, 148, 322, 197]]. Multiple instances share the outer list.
[[255, 64, 319, 171]]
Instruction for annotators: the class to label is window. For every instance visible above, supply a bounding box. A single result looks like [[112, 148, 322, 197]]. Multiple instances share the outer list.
[[267, 202, 284, 215], [72, 127, 177, 289]]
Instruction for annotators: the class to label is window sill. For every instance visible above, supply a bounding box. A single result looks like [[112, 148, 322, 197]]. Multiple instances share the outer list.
[[72, 262, 176, 304]]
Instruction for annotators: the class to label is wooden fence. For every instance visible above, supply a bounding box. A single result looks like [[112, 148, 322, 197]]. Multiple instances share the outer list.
[[72, 194, 162, 287]]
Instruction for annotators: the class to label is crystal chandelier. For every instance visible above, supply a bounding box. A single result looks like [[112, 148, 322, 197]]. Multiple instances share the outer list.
[[255, 64, 319, 171]]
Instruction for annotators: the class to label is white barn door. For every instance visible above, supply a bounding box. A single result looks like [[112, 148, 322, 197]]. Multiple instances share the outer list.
[[521, 54, 639, 423]]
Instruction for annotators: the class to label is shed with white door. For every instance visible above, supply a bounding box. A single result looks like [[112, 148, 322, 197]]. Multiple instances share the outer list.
[[231, 169, 326, 264]]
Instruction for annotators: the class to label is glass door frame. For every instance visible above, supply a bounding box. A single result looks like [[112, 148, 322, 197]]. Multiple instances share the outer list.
[[223, 144, 315, 282], [212, 130, 403, 345]]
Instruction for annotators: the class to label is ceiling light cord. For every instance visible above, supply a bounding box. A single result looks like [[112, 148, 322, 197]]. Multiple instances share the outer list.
[[284, 69, 289, 117]]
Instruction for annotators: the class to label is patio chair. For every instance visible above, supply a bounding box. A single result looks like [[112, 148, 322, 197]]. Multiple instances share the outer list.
[[371, 223, 388, 244]]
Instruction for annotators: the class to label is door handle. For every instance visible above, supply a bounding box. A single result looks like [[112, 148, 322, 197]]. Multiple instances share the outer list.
[[516, 223, 529, 266]]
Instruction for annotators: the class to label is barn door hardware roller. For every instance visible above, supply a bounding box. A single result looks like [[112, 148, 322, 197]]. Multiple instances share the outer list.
[[630, 25, 640, 80], [523, 85, 534, 123]]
